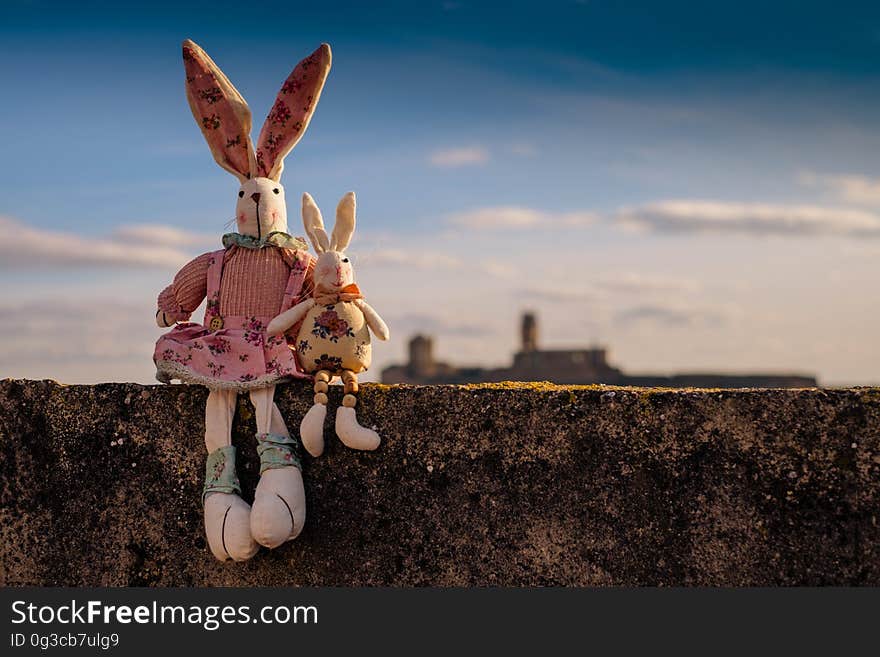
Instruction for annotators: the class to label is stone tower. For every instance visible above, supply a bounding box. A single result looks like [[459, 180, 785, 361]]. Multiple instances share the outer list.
[[409, 334, 434, 378], [521, 312, 538, 353]]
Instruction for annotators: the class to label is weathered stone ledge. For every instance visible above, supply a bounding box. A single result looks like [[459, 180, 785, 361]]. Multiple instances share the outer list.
[[1, 379, 878, 586]]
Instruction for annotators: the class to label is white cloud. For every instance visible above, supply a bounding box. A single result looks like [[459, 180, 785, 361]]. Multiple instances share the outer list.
[[0, 216, 200, 269], [387, 312, 493, 337], [445, 198, 880, 238], [615, 200, 880, 238], [517, 273, 699, 305], [0, 298, 162, 384], [615, 303, 728, 328], [357, 248, 516, 281], [798, 171, 880, 206], [479, 260, 516, 279], [357, 248, 463, 270], [596, 272, 701, 295], [517, 286, 604, 304], [447, 206, 598, 230], [428, 146, 490, 167], [112, 224, 217, 249], [0, 299, 153, 359]]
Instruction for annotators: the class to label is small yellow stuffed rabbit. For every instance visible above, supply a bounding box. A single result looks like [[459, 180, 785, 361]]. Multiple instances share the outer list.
[[268, 191, 390, 457]]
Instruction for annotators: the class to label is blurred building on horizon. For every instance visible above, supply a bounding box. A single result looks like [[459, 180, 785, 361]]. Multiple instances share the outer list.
[[381, 312, 818, 388]]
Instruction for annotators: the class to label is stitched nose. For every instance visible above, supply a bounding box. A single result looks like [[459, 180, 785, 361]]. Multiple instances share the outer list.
[[251, 192, 261, 203]]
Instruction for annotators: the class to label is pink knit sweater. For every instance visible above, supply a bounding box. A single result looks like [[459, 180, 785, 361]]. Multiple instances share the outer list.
[[157, 246, 315, 322]]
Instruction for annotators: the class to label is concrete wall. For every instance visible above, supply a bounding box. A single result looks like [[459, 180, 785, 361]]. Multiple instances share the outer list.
[[0, 379, 878, 586]]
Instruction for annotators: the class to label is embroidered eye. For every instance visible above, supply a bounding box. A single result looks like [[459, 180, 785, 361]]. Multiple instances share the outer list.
[[342, 257, 349, 263], [238, 191, 244, 198], [273, 188, 280, 195]]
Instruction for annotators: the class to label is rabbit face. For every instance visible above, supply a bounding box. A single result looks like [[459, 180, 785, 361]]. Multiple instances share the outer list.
[[314, 251, 354, 290], [235, 177, 287, 239]]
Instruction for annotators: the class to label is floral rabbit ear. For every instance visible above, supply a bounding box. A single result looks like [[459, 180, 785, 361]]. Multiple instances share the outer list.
[[302, 193, 330, 254], [182, 39, 257, 182], [255, 44, 332, 181], [330, 192, 356, 252]]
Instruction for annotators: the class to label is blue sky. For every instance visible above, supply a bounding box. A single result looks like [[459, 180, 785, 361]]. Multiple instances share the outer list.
[[2, 1, 880, 385]]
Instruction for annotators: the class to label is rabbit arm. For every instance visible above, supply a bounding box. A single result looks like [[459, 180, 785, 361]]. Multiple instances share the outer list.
[[155, 252, 212, 326], [156, 308, 175, 328], [354, 299, 390, 341], [267, 298, 316, 336]]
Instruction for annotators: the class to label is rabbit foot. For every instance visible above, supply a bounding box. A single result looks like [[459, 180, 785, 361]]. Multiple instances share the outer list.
[[300, 403, 327, 457], [250, 467, 306, 548], [204, 493, 259, 562], [335, 406, 381, 451]]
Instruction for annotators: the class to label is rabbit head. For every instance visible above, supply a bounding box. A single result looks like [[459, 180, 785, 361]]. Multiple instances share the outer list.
[[302, 192, 358, 290], [182, 39, 332, 239]]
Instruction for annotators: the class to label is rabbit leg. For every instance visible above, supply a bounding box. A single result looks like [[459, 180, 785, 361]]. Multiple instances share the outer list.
[[335, 370, 381, 451], [250, 386, 306, 549], [203, 388, 258, 562], [300, 370, 331, 457]]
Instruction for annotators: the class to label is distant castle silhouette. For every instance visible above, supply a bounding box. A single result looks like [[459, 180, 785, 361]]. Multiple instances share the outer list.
[[381, 312, 818, 388]]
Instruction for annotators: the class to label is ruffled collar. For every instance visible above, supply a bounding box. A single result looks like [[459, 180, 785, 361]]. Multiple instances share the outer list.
[[221, 231, 308, 251]]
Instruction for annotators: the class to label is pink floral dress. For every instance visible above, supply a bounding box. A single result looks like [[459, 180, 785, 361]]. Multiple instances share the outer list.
[[154, 245, 313, 390]]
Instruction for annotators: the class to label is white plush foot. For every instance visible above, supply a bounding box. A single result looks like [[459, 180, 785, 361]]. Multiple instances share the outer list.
[[300, 403, 327, 457], [335, 406, 381, 451], [204, 493, 259, 562], [250, 467, 307, 549]]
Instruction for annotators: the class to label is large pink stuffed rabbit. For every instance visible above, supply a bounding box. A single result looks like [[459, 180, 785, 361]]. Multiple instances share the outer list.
[[153, 39, 330, 562]]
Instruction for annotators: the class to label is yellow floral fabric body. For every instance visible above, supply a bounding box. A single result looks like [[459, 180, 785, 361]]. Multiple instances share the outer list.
[[296, 301, 371, 374]]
